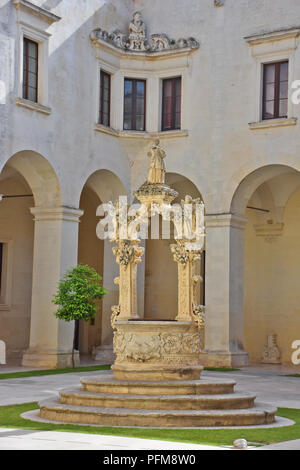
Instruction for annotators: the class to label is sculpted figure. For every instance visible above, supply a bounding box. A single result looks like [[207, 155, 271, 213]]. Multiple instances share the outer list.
[[147, 139, 166, 184], [129, 11, 147, 51]]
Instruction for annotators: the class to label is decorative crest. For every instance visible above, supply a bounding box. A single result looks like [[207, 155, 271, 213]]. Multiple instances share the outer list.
[[91, 12, 199, 53]]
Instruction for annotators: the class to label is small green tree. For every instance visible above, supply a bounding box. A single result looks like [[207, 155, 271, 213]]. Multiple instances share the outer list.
[[52, 264, 107, 368]]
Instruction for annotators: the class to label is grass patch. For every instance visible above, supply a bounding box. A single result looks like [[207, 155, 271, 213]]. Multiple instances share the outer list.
[[0, 403, 298, 447], [283, 374, 300, 378], [0, 365, 111, 380], [204, 368, 240, 372]]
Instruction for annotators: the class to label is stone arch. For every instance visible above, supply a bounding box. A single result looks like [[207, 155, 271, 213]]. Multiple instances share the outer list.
[[76, 169, 126, 356], [0, 150, 61, 207], [230, 164, 300, 364], [0, 150, 62, 363], [230, 164, 299, 216]]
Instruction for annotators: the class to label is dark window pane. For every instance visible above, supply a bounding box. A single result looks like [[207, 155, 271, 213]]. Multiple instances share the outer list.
[[123, 79, 146, 131], [280, 62, 288, 81], [124, 80, 133, 95], [28, 86, 37, 102], [265, 101, 275, 119], [28, 57, 37, 74], [28, 71, 37, 87], [136, 115, 144, 131], [124, 114, 132, 130], [23, 38, 38, 102], [99, 71, 111, 126], [136, 81, 145, 95], [263, 61, 288, 120], [28, 41, 38, 59], [175, 112, 181, 129], [136, 97, 144, 114], [176, 79, 181, 93], [279, 99, 288, 117], [164, 80, 172, 97], [279, 81, 288, 99], [265, 83, 275, 101], [265, 64, 275, 83], [162, 77, 181, 131]]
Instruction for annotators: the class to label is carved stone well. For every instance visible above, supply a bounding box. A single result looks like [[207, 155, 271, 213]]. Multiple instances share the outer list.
[[109, 139, 205, 381], [112, 320, 202, 381]]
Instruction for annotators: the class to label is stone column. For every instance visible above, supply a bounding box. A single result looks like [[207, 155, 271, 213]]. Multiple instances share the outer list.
[[114, 240, 144, 320], [201, 213, 249, 367], [22, 207, 83, 369]]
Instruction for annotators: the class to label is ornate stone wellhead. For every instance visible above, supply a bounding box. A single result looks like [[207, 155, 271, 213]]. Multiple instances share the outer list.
[[104, 140, 206, 380]]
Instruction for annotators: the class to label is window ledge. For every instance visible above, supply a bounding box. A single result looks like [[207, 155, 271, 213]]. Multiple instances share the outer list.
[[94, 124, 188, 139], [16, 97, 51, 115], [248, 118, 297, 130]]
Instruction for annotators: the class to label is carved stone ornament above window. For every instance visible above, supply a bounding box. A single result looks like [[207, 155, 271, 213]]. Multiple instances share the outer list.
[[90, 11, 199, 54], [214, 0, 225, 7]]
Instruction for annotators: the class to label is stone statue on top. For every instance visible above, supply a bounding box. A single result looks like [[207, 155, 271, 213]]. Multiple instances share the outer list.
[[147, 139, 166, 185]]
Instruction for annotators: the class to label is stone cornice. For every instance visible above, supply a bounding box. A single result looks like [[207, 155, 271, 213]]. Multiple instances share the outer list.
[[90, 11, 199, 59], [205, 213, 248, 230], [12, 0, 61, 24], [244, 26, 300, 45], [91, 33, 198, 60], [30, 207, 84, 222]]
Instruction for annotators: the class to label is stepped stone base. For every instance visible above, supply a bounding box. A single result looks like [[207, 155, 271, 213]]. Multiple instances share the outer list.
[[38, 373, 277, 428], [111, 365, 203, 381]]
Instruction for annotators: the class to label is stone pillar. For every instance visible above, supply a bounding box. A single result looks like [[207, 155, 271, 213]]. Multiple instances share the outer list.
[[171, 244, 201, 322], [94, 239, 144, 363], [22, 207, 83, 369], [201, 214, 249, 368], [112, 240, 144, 320]]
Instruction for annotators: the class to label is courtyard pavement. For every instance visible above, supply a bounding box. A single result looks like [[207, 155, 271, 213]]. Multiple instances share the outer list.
[[0, 363, 299, 450]]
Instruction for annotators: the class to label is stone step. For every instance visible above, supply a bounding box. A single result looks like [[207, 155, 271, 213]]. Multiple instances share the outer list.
[[39, 398, 277, 428], [60, 388, 256, 410], [80, 374, 236, 396]]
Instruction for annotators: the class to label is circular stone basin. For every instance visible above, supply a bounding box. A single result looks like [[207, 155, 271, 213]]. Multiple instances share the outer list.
[[111, 320, 203, 381]]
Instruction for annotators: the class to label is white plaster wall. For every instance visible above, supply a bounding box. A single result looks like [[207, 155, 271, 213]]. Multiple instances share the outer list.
[[1, 0, 300, 208]]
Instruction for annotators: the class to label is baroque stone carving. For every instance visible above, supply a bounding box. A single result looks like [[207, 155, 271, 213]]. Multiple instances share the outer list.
[[214, 0, 225, 6], [111, 305, 120, 330], [114, 328, 201, 364], [192, 304, 206, 330], [181, 333, 201, 354], [113, 330, 126, 355], [262, 334, 281, 364], [171, 241, 201, 267], [126, 334, 161, 362], [91, 12, 199, 53], [128, 11, 147, 51], [112, 240, 144, 267]]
